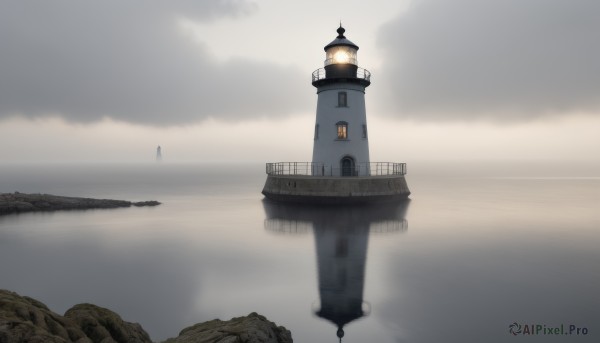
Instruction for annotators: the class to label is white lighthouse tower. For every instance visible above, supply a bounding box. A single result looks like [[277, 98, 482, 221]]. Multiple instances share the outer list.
[[262, 25, 410, 204], [312, 25, 371, 176]]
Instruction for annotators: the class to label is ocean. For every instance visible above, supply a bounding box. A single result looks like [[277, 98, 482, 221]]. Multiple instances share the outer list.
[[1, 161, 599, 342]]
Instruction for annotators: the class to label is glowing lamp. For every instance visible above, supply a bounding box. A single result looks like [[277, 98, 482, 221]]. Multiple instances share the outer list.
[[324, 26, 358, 66]]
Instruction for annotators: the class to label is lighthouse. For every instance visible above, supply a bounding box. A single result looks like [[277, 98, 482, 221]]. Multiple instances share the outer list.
[[262, 25, 410, 204], [312, 25, 371, 176]]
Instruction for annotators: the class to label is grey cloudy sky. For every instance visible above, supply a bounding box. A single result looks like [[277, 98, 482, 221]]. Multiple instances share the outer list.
[[2, 0, 598, 125], [0, 0, 308, 125], [0, 0, 598, 163], [375, 0, 600, 121]]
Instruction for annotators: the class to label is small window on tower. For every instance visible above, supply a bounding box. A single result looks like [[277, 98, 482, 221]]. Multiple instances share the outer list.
[[336, 121, 348, 139], [362, 124, 368, 139], [338, 92, 347, 107], [314, 124, 319, 140]]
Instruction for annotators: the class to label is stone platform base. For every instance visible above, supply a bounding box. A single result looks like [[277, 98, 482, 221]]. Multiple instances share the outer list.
[[262, 175, 410, 205]]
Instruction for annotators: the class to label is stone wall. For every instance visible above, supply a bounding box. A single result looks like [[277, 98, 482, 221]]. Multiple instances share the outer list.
[[262, 175, 410, 204]]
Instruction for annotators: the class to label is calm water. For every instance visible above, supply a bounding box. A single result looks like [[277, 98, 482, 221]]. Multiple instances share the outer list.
[[1, 162, 599, 342]]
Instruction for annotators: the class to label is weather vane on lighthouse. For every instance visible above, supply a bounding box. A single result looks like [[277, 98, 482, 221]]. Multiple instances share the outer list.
[[262, 25, 410, 204]]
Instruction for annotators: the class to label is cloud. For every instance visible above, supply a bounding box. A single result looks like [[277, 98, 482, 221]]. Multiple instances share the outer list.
[[0, 0, 309, 125], [376, 0, 600, 121]]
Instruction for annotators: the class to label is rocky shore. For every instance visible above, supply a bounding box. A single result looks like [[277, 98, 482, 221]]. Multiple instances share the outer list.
[[0, 290, 293, 343], [0, 192, 160, 215]]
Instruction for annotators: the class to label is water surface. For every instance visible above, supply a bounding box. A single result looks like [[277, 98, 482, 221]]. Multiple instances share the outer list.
[[1, 162, 598, 342]]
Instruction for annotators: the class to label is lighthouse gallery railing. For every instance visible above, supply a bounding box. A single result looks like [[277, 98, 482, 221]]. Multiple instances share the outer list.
[[312, 67, 371, 82], [266, 162, 406, 177]]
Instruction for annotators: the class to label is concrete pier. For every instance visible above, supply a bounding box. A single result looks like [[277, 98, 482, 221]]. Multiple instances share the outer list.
[[262, 174, 410, 205]]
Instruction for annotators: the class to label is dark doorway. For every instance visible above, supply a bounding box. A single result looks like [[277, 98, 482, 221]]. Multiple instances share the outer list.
[[341, 157, 355, 176]]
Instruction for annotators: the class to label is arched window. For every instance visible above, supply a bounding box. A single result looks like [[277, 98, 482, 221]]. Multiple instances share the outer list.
[[336, 121, 348, 139], [314, 124, 319, 140]]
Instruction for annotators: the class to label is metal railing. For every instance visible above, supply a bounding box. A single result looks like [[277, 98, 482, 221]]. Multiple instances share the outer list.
[[311, 67, 371, 82], [357, 68, 371, 81], [266, 162, 406, 177]]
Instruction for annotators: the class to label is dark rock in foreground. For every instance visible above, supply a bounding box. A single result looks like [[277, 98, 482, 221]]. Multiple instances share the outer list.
[[0, 192, 160, 215], [0, 290, 293, 343], [163, 313, 292, 343], [0, 289, 151, 343]]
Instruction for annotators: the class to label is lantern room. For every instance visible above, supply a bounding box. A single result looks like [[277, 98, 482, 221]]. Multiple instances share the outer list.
[[324, 25, 358, 65], [323, 25, 359, 79]]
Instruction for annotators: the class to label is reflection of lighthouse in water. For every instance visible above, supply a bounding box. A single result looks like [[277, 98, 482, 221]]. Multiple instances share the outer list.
[[314, 215, 370, 341], [262, 202, 408, 341]]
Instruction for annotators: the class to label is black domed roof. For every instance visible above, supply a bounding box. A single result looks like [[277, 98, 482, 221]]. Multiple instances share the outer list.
[[324, 25, 359, 51]]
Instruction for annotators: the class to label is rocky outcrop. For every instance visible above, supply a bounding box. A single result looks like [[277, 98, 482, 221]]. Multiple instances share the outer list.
[[64, 304, 152, 343], [0, 192, 160, 215], [0, 289, 152, 343], [162, 312, 292, 343], [0, 290, 293, 343]]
